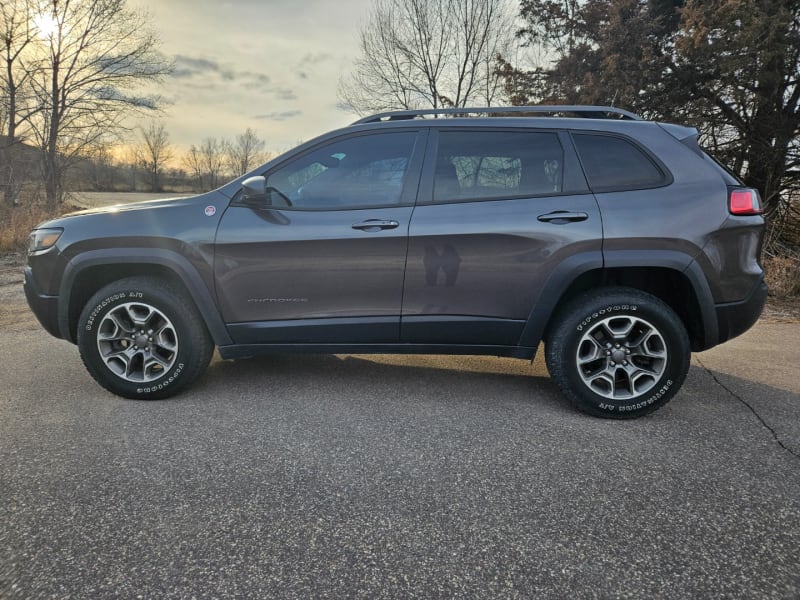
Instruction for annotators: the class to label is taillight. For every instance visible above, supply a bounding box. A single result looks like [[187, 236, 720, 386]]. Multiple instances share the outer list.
[[729, 188, 763, 215]]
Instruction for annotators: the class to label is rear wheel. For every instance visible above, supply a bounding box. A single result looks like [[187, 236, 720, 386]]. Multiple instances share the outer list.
[[77, 277, 213, 399], [545, 287, 690, 418]]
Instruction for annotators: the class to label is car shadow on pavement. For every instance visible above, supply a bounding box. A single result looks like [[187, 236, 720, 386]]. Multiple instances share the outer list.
[[197, 353, 800, 450], [201, 352, 572, 415]]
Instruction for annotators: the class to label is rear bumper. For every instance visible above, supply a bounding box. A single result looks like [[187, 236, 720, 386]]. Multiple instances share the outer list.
[[23, 267, 61, 339], [714, 277, 768, 346]]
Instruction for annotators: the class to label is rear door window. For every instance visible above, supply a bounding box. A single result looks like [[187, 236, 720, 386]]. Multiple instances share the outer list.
[[433, 130, 564, 203]]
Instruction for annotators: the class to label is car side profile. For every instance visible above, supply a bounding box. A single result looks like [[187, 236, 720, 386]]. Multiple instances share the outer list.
[[24, 106, 767, 418]]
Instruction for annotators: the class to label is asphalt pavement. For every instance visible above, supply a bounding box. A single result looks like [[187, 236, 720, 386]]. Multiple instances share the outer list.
[[1, 319, 799, 599]]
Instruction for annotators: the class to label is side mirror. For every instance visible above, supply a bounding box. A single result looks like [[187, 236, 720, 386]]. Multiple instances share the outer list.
[[241, 175, 267, 205]]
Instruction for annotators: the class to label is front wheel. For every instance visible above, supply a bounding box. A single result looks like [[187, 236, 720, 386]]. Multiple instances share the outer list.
[[545, 288, 690, 418], [77, 277, 213, 399]]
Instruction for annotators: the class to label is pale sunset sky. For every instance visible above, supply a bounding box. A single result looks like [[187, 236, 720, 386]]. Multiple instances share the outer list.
[[131, 0, 375, 153]]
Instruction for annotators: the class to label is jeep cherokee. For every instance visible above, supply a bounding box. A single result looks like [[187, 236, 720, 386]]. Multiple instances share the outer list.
[[24, 106, 767, 418]]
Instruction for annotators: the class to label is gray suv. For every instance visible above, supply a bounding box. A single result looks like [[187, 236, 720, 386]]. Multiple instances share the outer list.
[[24, 106, 767, 418]]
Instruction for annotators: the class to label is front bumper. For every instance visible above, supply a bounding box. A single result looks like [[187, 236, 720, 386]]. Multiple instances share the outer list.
[[23, 267, 61, 339]]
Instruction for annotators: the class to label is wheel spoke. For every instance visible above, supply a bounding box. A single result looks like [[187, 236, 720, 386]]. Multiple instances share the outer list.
[[585, 371, 615, 396], [631, 370, 658, 393], [605, 316, 635, 339], [98, 312, 132, 342], [154, 324, 177, 352], [146, 352, 171, 370], [577, 337, 604, 365], [640, 331, 667, 359]]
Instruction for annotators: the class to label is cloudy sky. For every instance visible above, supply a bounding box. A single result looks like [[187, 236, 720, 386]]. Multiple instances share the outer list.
[[131, 0, 374, 153]]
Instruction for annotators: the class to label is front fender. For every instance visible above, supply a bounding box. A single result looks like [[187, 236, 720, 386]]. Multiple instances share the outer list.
[[58, 248, 232, 346]]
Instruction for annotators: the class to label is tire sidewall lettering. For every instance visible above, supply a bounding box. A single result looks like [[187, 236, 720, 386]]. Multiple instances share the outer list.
[[602, 379, 674, 413], [136, 362, 185, 395], [575, 304, 638, 332], [84, 290, 148, 332]]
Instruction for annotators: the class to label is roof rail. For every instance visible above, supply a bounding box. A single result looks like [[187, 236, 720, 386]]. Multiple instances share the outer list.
[[352, 105, 642, 125]]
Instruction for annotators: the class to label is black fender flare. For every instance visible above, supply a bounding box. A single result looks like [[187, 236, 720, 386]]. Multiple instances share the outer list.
[[517, 250, 719, 350], [58, 248, 232, 346]]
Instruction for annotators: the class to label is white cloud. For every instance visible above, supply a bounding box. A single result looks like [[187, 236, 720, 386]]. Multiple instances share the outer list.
[[131, 0, 372, 153]]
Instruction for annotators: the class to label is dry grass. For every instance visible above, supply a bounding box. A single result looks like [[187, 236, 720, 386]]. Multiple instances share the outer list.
[[763, 255, 800, 298], [0, 204, 67, 253]]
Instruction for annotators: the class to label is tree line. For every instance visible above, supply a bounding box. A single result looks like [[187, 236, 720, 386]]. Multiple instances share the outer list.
[[135, 124, 270, 193], [58, 124, 271, 195]]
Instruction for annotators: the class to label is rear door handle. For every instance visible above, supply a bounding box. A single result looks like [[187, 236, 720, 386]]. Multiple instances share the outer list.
[[352, 219, 400, 231], [537, 211, 589, 224]]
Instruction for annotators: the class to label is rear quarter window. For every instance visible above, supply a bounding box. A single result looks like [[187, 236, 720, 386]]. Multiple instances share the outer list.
[[573, 133, 668, 192]]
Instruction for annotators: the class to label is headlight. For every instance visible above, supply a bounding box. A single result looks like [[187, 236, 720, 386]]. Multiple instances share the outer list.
[[28, 228, 63, 253]]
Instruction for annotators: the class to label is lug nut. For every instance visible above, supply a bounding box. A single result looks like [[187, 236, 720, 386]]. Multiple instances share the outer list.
[[610, 361, 616, 366]]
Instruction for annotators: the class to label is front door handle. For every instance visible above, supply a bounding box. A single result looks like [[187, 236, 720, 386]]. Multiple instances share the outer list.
[[537, 211, 589, 224], [352, 219, 400, 231]]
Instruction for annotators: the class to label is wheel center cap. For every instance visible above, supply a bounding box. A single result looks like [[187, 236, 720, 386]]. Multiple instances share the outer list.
[[135, 334, 149, 348], [612, 349, 626, 363]]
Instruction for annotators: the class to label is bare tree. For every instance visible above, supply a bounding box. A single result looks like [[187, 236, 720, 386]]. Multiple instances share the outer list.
[[200, 137, 226, 190], [183, 145, 205, 192], [26, 0, 170, 206], [0, 0, 39, 206], [183, 137, 227, 192], [338, 0, 514, 114], [83, 141, 117, 191], [225, 128, 269, 177], [137, 121, 172, 192]]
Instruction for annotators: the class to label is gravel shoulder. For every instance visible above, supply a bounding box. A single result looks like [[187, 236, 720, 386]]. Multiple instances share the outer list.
[[0, 254, 37, 332]]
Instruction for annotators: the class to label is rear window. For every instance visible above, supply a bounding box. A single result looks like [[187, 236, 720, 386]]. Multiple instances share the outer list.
[[573, 133, 667, 192]]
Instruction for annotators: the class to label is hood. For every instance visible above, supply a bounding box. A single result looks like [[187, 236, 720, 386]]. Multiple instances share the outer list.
[[62, 192, 222, 218], [35, 191, 230, 229]]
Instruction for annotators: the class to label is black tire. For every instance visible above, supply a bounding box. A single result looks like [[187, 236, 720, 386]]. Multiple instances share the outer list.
[[545, 287, 690, 419], [77, 276, 213, 400]]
